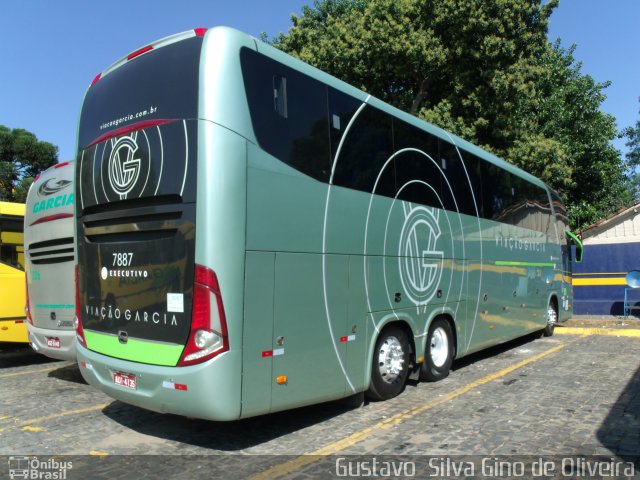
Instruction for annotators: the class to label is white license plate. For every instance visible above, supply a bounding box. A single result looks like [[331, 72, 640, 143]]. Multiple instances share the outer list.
[[46, 337, 60, 349], [113, 372, 137, 390]]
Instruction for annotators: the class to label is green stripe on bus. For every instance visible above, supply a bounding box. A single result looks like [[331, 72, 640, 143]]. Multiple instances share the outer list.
[[35, 304, 74, 309], [84, 330, 183, 366], [495, 260, 555, 268]]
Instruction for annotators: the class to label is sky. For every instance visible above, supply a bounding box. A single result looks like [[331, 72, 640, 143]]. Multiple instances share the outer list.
[[1, 1, 638, 162]]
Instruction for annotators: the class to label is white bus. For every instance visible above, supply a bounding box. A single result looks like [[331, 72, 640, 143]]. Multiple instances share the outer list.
[[25, 161, 76, 360]]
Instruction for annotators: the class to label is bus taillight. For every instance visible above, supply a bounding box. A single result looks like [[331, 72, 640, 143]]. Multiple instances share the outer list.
[[178, 265, 229, 366], [74, 265, 87, 348], [90, 73, 101, 87], [25, 275, 33, 325], [127, 45, 153, 61]]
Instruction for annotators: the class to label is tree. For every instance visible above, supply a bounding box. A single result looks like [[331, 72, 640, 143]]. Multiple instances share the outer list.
[[623, 99, 640, 198], [0, 125, 58, 202], [527, 42, 632, 228], [272, 0, 631, 228]]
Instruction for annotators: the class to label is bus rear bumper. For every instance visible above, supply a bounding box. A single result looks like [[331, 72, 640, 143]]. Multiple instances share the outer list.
[[0, 319, 29, 343], [76, 343, 242, 421], [27, 324, 76, 360]]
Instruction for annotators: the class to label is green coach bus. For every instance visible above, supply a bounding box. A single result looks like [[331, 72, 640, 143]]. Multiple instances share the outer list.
[[75, 27, 580, 420]]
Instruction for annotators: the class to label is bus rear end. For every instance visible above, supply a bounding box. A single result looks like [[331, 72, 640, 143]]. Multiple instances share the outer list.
[[25, 161, 76, 359], [75, 28, 246, 420]]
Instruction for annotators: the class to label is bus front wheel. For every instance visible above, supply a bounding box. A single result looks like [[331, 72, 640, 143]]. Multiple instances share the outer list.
[[420, 318, 454, 382], [367, 325, 410, 401]]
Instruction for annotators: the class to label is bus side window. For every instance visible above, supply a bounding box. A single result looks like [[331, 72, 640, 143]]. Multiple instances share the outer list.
[[240, 48, 331, 182], [331, 105, 395, 197], [392, 119, 441, 209], [273, 75, 288, 118], [0, 245, 20, 270], [482, 163, 512, 221]]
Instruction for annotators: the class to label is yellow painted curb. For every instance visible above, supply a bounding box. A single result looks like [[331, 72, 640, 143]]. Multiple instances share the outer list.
[[21, 426, 45, 432], [555, 327, 640, 337], [90, 451, 109, 458]]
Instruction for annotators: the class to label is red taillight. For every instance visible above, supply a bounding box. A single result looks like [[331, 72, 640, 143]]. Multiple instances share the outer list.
[[25, 275, 33, 325], [177, 265, 228, 366], [55, 161, 70, 169], [127, 45, 153, 60], [34, 173, 40, 183], [75, 265, 87, 348], [90, 73, 101, 87], [194, 27, 207, 37]]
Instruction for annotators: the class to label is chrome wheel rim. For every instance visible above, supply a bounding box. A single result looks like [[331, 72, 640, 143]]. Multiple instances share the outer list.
[[377, 335, 405, 384], [547, 304, 558, 325], [430, 327, 449, 368]]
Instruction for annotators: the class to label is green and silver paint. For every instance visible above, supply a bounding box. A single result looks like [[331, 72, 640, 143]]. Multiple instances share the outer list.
[[76, 27, 571, 421]]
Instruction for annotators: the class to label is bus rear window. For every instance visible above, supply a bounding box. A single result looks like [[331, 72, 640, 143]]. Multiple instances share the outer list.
[[78, 36, 202, 150]]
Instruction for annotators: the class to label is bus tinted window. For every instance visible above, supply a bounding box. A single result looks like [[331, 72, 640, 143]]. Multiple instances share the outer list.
[[482, 162, 512, 221], [0, 215, 24, 269], [393, 119, 443, 209], [333, 105, 395, 197], [551, 190, 569, 243], [438, 140, 481, 217], [240, 48, 331, 182], [78, 37, 202, 149], [328, 87, 363, 164], [457, 151, 485, 218]]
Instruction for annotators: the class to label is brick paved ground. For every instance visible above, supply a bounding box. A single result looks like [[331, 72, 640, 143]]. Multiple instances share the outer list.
[[1, 323, 638, 479]]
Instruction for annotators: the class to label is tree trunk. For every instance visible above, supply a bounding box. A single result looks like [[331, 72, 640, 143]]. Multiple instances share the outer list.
[[409, 78, 429, 114]]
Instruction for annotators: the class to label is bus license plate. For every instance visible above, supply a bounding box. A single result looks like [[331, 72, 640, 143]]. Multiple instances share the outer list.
[[113, 372, 137, 390], [46, 337, 60, 349]]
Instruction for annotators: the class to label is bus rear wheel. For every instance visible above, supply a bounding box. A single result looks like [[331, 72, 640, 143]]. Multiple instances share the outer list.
[[420, 318, 454, 382], [542, 299, 558, 337], [367, 325, 410, 401]]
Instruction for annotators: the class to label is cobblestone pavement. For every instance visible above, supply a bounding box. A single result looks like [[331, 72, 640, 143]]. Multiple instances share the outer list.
[[1, 325, 639, 479]]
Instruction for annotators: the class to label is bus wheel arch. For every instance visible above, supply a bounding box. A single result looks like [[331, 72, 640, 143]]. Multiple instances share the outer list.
[[420, 315, 455, 382], [366, 321, 414, 401], [542, 296, 559, 337]]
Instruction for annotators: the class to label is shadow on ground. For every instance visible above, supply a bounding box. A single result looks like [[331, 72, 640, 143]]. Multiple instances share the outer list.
[[597, 364, 640, 468], [48, 363, 87, 385], [100, 332, 546, 452], [101, 395, 359, 452], [0, 343, 61, 369]]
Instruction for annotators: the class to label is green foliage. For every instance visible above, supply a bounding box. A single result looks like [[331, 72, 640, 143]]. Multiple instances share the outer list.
[[0, 125, 58, 202], [272, 0, 631, 229], [623, 98, 640, 198]]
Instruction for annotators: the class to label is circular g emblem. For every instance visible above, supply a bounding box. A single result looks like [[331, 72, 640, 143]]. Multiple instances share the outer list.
[[108, 135, 141, 200], [398, 206, 444, 306]]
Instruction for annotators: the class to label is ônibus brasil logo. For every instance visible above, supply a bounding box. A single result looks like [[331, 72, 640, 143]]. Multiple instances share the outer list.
[[108, 134, 142, 200], [398, 205, 444, 307]]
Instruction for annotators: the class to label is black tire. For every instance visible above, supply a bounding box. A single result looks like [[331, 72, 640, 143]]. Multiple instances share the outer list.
[[542, 299, 558, 337], [366, 325, 410, 401], [420, 318, 454, 382]]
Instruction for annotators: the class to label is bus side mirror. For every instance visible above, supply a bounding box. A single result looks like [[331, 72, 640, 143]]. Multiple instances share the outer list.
[[565, 230, 583, 263]]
